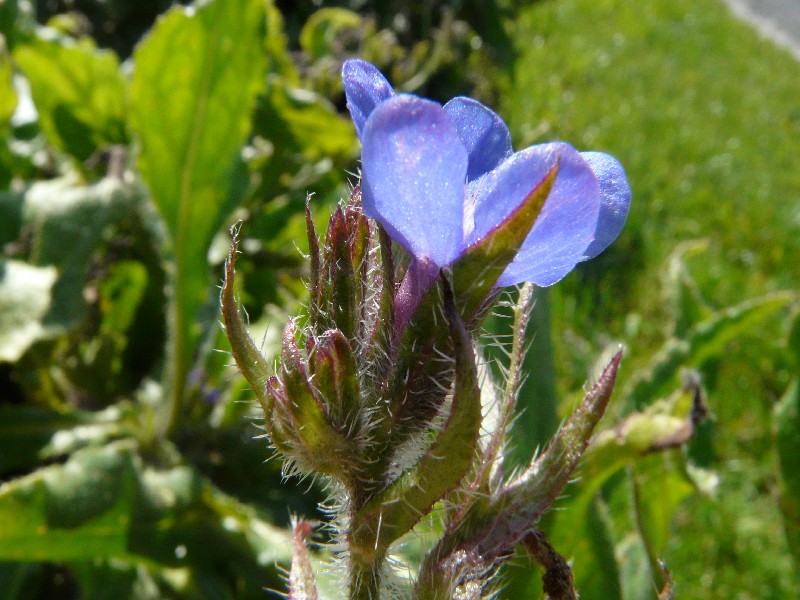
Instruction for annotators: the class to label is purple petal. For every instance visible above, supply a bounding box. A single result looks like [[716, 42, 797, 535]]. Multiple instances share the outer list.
[[490, 143, 600, 287], [580, 152, 631, 259], [361, 95, 469, 267], [342, 59, 395, 138], [444, 97, 512, 182]]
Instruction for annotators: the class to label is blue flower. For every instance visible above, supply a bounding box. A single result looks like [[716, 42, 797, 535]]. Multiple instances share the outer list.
[[342, 59, 631, 287]]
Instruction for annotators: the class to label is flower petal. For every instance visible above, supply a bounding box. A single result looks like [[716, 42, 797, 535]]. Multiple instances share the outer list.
[[361, 95, 469, 267], [580, 152, 631, 259], [488, 143, 600, 287], [444, 97, 512, 182], [342, 59, 395, 138]]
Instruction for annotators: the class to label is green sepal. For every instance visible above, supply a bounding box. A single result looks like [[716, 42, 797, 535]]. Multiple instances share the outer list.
[[305, 197, 321, 329], [345, 201, 371, 330], [220, 229, 298, 454], [308, 329, 361, 431], [503, 350, 622, 524], [362, 222, 396, 388], [416, 350, 622, 595], [383, 279, 453, 446], [321, 207, 357, 339], [452, 164, 557, 324], [279, 320, 358, 477], [220, 226, 272, 412], [350, 276, 482, 560]]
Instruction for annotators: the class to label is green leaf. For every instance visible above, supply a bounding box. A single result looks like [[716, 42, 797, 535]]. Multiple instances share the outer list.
[[661, 240, 712, 338], [0, 404, 131, 475], [0, 441, 292, 596], [0, 38, 17, 127], [623, 291, 796, 410], [23, 177, 140, 329], [130, 0, 267, 428], [775, 379, 800, 565], [13, 33, 127, 163], [249, 78, 356, 200], [545, 382, 704, 599], [300, 8, 362, 61], [0, 258, 56, 361]]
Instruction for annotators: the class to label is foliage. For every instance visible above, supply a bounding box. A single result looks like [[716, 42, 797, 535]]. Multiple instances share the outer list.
[[502, 0, 800, 596], [0, 0, 797, 598]]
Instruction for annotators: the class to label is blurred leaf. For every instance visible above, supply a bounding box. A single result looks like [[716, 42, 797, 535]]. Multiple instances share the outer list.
[[580, 497, 623, 600], [23, 177, 140, 329], [633, 454, 694, 558], [70, 560, 163, 600], [775, 379, 800, 565], [263, 0, 298, 82], [0, 441, 292, 597], [623, 291, 796, 410], [249, 78, 356, 201], [71, 260, 149, 399], [300, 8, 361, 61], [0, 190, 23, 246], [13, 33, 127, 163], [0, 39, 16, 127], [661, 240, 712, 338], [0, 258, 56, 362], [546, 382, 703, 599], [130, 0, 267, 414], [0, 404, 131, 476]]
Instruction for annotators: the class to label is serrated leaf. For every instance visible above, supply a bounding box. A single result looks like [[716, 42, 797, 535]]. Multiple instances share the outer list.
[[13, 33, 127, 163], [0, 258, 56, 361]]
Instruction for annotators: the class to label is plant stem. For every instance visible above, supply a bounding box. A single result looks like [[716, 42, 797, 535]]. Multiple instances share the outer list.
[[349, 549, 384, 600], [162, 252, 189, 439]]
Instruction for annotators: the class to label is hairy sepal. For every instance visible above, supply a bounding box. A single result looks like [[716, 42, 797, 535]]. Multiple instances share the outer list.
[[349, 276, 482, 561], [279, 320, 359, 478], [414, 351, 622, 598], [307, 328, 361, 432], [289, 520, 319, 600]]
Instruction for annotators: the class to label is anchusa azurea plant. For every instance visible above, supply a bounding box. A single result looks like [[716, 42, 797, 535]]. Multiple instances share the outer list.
[[222, 59, 631, 599]]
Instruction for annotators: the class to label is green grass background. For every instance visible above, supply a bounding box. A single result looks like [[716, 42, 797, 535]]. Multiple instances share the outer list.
[[500, 0, 800, 596]]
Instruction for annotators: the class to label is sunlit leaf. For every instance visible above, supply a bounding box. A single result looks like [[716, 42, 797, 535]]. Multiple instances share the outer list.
[[0, 441, 292, 597], [13, 33, 127, 163], [23, 177, 140, 329], [0, 258, 56, 362], [623, 292, 795, 410], [0, 39, 17, 127], [300, 8, 362, 61], [130, 0, 267, 410]]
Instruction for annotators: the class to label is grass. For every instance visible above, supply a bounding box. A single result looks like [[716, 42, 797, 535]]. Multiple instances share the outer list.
[[500, 0, 800, 596]]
